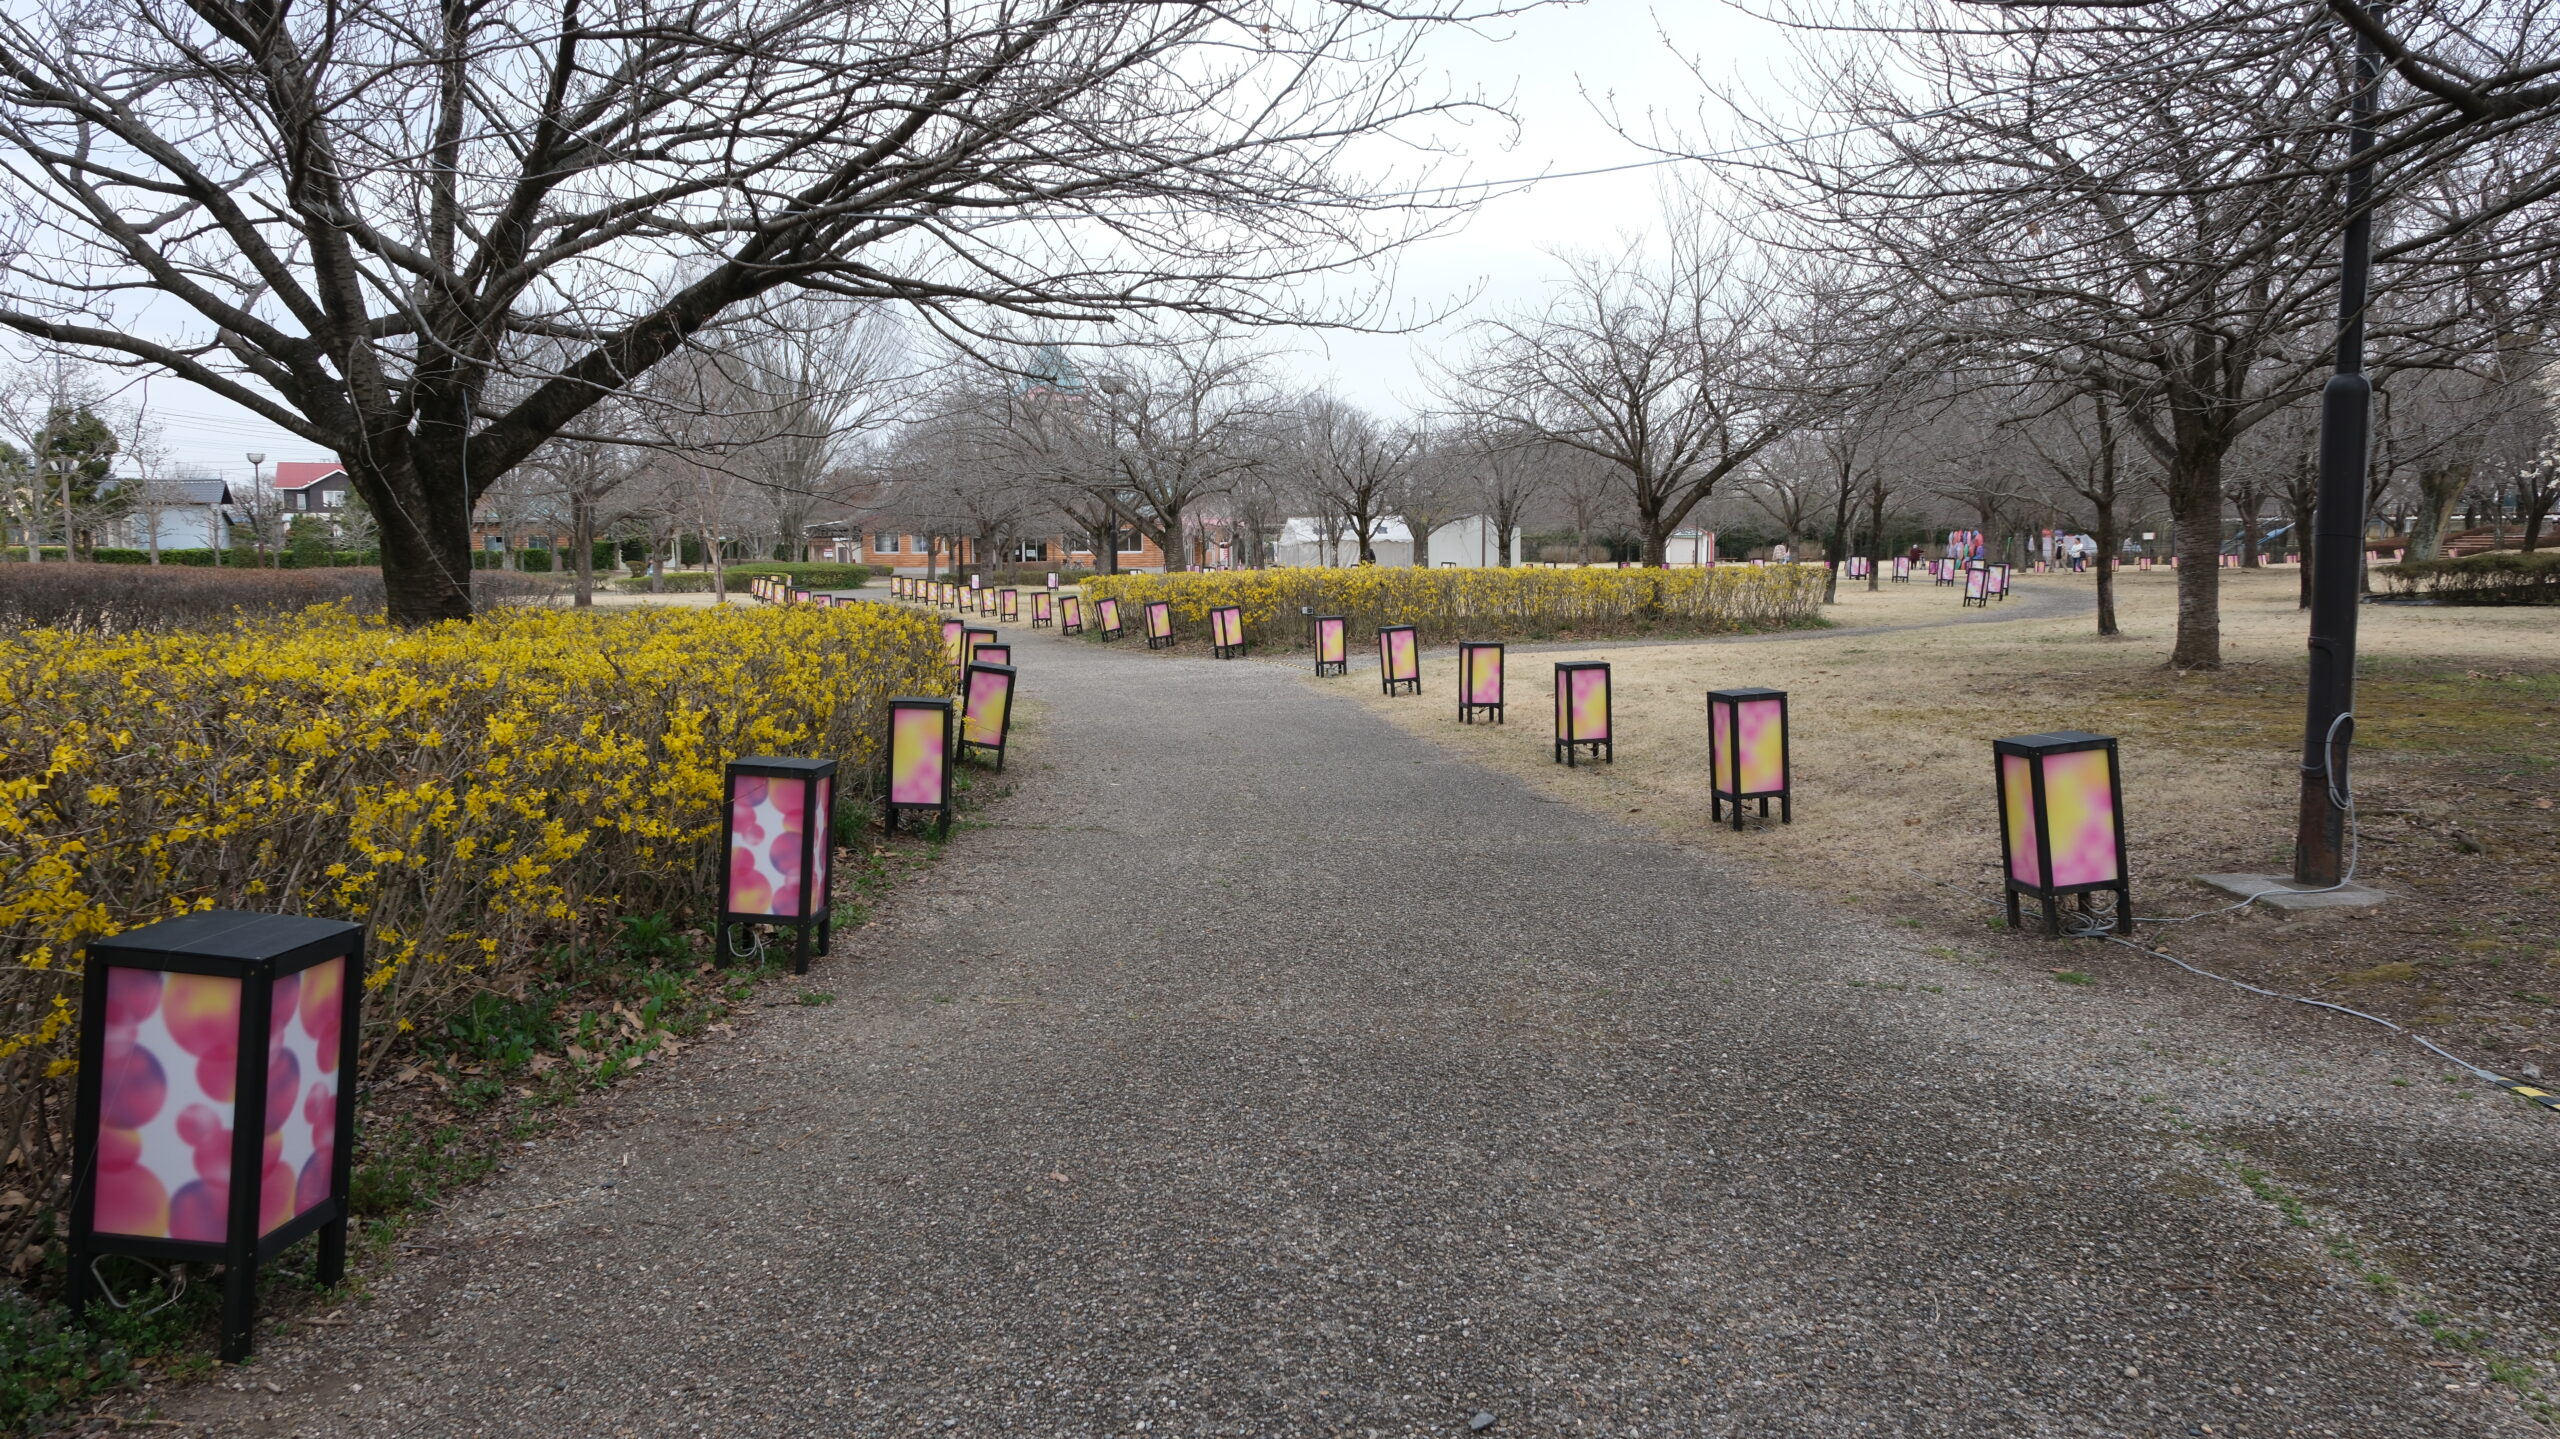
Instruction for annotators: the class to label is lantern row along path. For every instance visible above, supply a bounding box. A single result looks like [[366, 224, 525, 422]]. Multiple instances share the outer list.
[[157, 605, 2558, 1438]]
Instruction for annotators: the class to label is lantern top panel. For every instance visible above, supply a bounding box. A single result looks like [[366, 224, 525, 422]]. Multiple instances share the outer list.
[[1553, 659, 1608, 671], [891, 694, 956, 711], [965, 661, 1018, 679], [729, 755, 839, 780], [89, 909, 360, 977], [1993, 729, 2114, 756], [1707, 686, 1786, 702]]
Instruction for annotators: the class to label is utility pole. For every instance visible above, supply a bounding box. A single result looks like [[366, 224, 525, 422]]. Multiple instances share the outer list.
[[2293, 27, 2382, 886]]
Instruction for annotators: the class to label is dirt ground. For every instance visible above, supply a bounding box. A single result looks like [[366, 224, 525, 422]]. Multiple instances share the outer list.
[[1343, 566, 2560, 1080]]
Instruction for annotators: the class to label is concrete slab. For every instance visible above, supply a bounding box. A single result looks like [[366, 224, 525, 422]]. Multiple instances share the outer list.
[[2198, 871, 2395, 911]]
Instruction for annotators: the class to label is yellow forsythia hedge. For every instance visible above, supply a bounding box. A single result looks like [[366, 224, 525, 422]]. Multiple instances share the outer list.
[[1081, 564, 1828, 647], [0, 603, 947, 1266]]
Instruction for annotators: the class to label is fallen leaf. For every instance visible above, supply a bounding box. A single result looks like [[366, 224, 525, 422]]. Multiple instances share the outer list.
[[1047, 1171, 1071, 1185]]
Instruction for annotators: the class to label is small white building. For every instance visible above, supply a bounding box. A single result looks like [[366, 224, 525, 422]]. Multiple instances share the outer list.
[[108, 477, 235, 553], [1272, 515, 1522, 569]]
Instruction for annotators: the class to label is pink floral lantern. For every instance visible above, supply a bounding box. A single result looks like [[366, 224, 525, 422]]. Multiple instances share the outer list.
[[1458, 641, 1503, 724], [884, 697, 954, 837], [1708, 687, 1791, 829], [1000, 588, 1021, 623], [1144, 600, 1175, 650], [721, 757, 836, 975], [1963, 565, 1989, 608], [1892, 556, 1911, 582], [941, 619, 966, 668], [960, 662, 1019, 771], [72, 912, 363, 1362], [1214, 604, 1248, 657], [1061, 595, 1086, 635], [964, 627, 998, 668], [1987, 563, 2010, 600], [1097, 596, 1122, 640], [1994, 730, 2130, 936], [1378, 624, 1421, 696], [1314, 615, 1348, 676], [1552, 661, 1612, 766], [973, 642, 1012, 667], [1032, 591, 1055, 628]]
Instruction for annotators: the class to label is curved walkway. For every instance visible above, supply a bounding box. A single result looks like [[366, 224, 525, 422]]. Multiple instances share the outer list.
[[155, 614, 2551, 1438]]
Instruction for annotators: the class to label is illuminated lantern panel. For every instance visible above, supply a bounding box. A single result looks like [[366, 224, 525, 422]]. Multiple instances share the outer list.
[[1994, 730, 2131, 937], [1458, 641, 1504, 724], [886, 696, 955, 837], [1988, 563, 2010, 600], [1033, 592, 1054, 627], [960, 662, 1019, 771], [1963, 566, 1989, 608], [1934, 559, 1954, 586], [1893, 557, 1912, 582], [1378, 625, 1421, 696], [1145, 601, 1175, 650], [72, 912, 363, 1364], [941, 619, 966, 669], [974, 643, 1012, 667], [1098, 597, 1123, 640], [1707, 687, 1791, 829], [722, 756, 836, 977], [1553, 662, 1612, 766], [965, 628, 998, 668], [1314, 615, 1348, 677], [1062, 595, 1086, 635], [1000, 588, 1020, 622], [1210, 605, 1246, 659], [793, 588, 811, 605]]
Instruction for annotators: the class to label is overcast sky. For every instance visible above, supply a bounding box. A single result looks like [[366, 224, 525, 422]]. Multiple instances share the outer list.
[[134, 1, 1795, 480]]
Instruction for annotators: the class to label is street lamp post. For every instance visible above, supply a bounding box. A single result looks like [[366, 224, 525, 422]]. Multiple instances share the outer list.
[[239, 452, 264, 569], [2293, 28, 2381, 887]]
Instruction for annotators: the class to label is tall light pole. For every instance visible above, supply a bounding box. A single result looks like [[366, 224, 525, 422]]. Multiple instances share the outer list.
[[2293, 28, 2382, 887], [238, 452, 264, 569]]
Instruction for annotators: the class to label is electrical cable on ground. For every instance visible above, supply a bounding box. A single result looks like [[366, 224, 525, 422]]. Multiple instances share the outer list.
[[2032, 710, 2557, 1116]]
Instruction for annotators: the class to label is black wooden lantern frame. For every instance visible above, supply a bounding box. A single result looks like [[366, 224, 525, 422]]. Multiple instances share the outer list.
[[1457, 641, 1504, 724], [1210, 605, 1247, 659], [1000, 588, 1021, 622], [883, 696, 956, 838], [1062, 595, 1086, 635], [1098, 597, 1123, 640], [718, 756, 836, 976], [1552, 660, 1613, 766], [1707, 687, 1792, 830], [70, 911, 363, 1363], [1032, 591, 1054, 628], [964, 627, 998, 670], [960, 661, 1019, 771], [1377, 624, 1421, 696], [1313, 615, 1348, 676], [1992, 730, 2133, 938], [1144, 600, 1175, 650]]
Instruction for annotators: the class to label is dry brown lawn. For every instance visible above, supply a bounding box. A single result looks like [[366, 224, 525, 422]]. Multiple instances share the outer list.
[[1339, 566, 2560, 1074]]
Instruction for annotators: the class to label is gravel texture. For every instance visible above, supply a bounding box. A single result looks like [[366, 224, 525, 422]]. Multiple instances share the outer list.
[[142, 618, 2556, 1438]]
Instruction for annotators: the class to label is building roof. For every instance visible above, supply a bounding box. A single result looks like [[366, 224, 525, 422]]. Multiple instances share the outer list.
[[170, 478, 232, 506], [275, 461, 347, 490]]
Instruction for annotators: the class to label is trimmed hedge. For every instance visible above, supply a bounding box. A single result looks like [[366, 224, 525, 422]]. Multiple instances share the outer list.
[[2378, 549, 2560, 605], [613, 563, 871, 595]]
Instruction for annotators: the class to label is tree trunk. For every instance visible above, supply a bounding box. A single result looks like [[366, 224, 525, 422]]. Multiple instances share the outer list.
[[2406, 464, 2467, 560], [572, 492, 596, 607], [1159, 507, 1186, 571], [357, 456, 476, 625], [704, 527, 728, 602], [2169, 501, 2223, 669], [2093, 503, 2119, 638]]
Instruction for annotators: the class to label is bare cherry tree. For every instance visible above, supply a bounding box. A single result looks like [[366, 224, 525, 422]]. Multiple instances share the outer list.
[[0, 0, 1531, 622], [1442, 230, 1809, 566]]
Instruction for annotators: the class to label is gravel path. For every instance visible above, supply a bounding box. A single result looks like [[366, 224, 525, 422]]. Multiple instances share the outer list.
[[150, 618, 2555, 1438]]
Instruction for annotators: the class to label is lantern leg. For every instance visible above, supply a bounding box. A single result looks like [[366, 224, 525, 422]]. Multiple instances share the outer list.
[[2004, 888, 2022, 930], [65, 1246, 92, 1318], [1780, 791, 1792, 825], [2114, 883, 2134, 936], [791, 920, 811, 977], [219, 1252, 258, 1363], [2039, 894, 2062, 938], [1711, 790, 1724, 823], [318, 1213, 348, 1287], [818, 916, 833, 956]]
